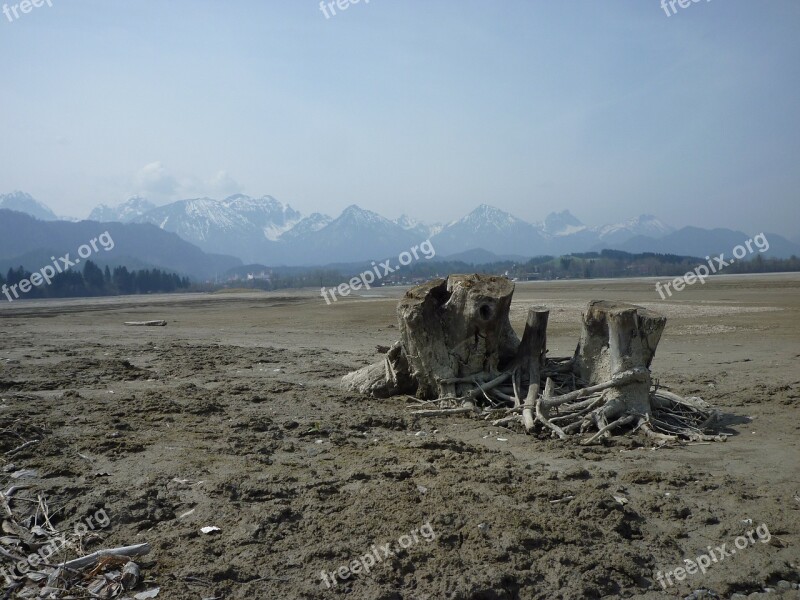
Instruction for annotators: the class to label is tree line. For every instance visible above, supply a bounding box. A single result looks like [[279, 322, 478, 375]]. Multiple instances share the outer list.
[[224, 250, 800, 291], [3, 251, 798, 300], [0, 261, 190, 300]]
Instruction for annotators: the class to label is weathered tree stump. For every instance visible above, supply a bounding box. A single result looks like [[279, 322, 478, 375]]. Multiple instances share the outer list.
[[572, 300, 666, 386], [341, 274, 518, 400], [341, 275, 723, 444], [398, 275, 518, 399], [544, 301, 669, 442]]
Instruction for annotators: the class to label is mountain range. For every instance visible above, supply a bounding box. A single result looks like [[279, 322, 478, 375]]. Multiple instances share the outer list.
[[2, 191, 799, 272], [0, 208, 240, 280]]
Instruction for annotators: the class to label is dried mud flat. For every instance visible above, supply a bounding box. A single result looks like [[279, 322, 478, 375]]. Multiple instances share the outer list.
[[0, 274, 798, 600]]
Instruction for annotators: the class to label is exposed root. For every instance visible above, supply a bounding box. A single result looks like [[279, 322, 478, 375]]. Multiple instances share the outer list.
[[410, 366, 722, 444], [582, 414, 638, 445]]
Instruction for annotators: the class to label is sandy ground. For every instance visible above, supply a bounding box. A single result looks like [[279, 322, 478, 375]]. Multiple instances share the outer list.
[[0, 273, 798, 600]]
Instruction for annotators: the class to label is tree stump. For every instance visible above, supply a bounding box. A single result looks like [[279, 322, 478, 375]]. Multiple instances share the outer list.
[[546, 301, 667, 441], [341, 276, 723, 444], [341, 274, 518, 400], [572, 300, 666, 386], [398, 275, 518, 399]]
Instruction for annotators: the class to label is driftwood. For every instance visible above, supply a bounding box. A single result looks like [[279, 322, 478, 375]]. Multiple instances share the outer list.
[[342, 274, 723, 444], [124, 320, 167, 327], [0, 485, 154, 598], [60, 543, 151, 570]]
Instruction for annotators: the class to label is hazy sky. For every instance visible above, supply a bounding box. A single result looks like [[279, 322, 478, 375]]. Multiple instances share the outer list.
[[0, 0, 797, 236]]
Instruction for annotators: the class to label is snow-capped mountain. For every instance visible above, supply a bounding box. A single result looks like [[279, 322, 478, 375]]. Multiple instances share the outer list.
[[282, 205, 419, 264], [129, 195, 300, 262], [431, 204, 548, 256], [594, 214, 674, 244], [394, 214, 443, 239], [0, 191, 57, 221], [222, 194, 301, 241], [281, 213, 333, 240], [540, 210, 587, 237], [78, 194, 683, 264], [89, 196, 156, 223]]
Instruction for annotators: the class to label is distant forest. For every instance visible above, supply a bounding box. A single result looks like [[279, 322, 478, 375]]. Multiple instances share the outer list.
[[1, 251, 798, 301], [1, 260, 190, 301], [227, 249, 800, 292]]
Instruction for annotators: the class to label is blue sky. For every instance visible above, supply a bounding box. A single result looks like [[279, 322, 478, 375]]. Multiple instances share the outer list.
[[0, 0, 797, 236]]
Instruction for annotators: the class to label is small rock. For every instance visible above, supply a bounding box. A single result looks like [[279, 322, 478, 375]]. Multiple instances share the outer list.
[[777, 581, 792, 591], [682, 589, 719, 600], [562, 466, 591, 480]]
